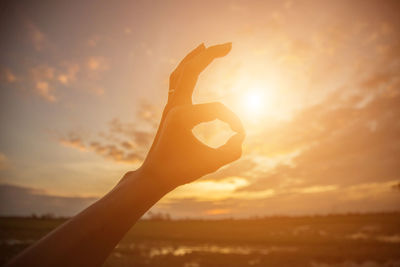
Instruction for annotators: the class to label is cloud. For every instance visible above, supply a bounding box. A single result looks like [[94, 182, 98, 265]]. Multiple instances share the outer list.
[[124, 27, 132, 35], [87, 56, 109, 72], [108, 118, 154, 145], [202, 157, 258, 181], [27, 60, 106, 102], [156, 180, 400, 218], [58, 131, 143, 164], [90, 141, 142, 164], [136, 102, 162, 127], [30, 65, 57, 102], [30, 65, 55, 81], [59, 134, 86, 151], [86, 35, 102, 47], [169, 177, 251, 201], [360, 72, 398, 91], [1, 179, 398, 218], [0, 68, 17, 83], [35, 81, 56, 102], [25, 21, 47, 51], [0, 184, 97, 217], [83, 56, 110, 83], [5, 21, 106, 102], [57, 63, 79, 85], [59, 114, 156, 164], [88, 86, 105, 96], [0, 153, 10, 170], [240, 89, 400, 194], [3, 0, 399, 218], [154, 198, 238, 218]]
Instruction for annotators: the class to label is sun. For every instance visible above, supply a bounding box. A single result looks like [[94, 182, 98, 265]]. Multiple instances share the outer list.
[[226, 80, 280, 123], [240, 88, 267, 118], [243, 89, 264, 115]]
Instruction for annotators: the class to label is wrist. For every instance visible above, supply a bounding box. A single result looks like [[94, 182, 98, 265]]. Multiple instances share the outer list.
[[122, 167, 176, 195]]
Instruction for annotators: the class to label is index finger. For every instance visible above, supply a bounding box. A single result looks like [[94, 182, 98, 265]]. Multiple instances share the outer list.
[[172, 42, 232, 106], [169, 43, 205, 93]]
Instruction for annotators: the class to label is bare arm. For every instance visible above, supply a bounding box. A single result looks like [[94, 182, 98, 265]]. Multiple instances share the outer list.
[[6, 42, 245, 267], [6, 170, 170, 266]]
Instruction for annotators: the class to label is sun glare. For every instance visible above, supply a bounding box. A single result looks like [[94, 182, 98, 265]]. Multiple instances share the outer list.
[[243, 89, 264, 115], [227, 76, 282, 123]]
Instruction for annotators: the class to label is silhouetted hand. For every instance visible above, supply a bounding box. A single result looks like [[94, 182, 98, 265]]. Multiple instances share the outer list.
[[6, 42, 245, 267], [141, 43, 245, 188]]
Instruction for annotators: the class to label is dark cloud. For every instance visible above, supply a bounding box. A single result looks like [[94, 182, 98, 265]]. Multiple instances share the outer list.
[[90, 141, 142, 163], [0, 184, 97, 217], [59, 130, 146, 164], [2, 0, 400, 218], [60, 113, 157, 164], [157, 180, 400, 217]]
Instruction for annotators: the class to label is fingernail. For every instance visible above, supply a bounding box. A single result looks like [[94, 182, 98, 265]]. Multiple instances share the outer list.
[[222, 42, 232, 53], [223, 42, 232, 47]]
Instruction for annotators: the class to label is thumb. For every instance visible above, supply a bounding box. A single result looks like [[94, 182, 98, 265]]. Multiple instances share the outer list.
[[214, 132, 245, 166]]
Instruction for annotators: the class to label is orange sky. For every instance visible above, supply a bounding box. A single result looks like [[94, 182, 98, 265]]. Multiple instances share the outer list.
[[0, 0, 399, 218]]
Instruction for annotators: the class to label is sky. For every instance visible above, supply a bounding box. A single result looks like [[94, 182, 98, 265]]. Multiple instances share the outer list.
[[0, 0, 399, 218]]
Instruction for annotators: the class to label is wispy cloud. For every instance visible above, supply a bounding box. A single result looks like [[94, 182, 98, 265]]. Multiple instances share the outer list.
[[157, 180, 400, 218], [2, 0, 400, 217], [57, 63, 79, 85], [89, 142, 142, 164], [30, 65, 57, 102], [59, 133, 86, 151], [87, 56, 109, 72], [4, 19, 108, 103], [0, 153, 10, 171], [0, 68, 17, 83], [35, 81, 56, 102], [240, 91, 400, 193], [59, 112, 157, 164], [25, 21, 47, 51]]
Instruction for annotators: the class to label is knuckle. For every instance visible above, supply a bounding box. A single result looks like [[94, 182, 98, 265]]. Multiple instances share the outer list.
[[213, 102, 225, 110]]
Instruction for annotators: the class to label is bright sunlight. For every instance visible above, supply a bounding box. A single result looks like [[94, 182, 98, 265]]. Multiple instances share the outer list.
[[243, 89, 264, 115], [233, 84, 278, 122]]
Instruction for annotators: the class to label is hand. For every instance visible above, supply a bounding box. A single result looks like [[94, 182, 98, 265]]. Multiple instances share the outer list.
[[6, 43, 245, 267], [140, 43, 245, 188]]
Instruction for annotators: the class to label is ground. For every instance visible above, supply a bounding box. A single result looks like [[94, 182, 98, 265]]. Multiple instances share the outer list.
[[1, 213, 399, 266]]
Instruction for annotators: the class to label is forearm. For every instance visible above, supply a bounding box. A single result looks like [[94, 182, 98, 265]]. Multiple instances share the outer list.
[[7, 169, 172, 267], [6, 42, 240, 267]]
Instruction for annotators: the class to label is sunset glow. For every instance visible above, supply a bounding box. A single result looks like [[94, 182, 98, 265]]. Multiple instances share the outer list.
[[242, 89, 264, 116], [0, 0, 399, 219]]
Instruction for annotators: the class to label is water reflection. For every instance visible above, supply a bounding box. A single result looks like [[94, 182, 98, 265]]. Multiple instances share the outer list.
[[145, 244, 297, 258]]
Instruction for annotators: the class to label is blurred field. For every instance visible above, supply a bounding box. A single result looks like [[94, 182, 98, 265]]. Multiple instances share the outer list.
[[1, 213, 399, 267]]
